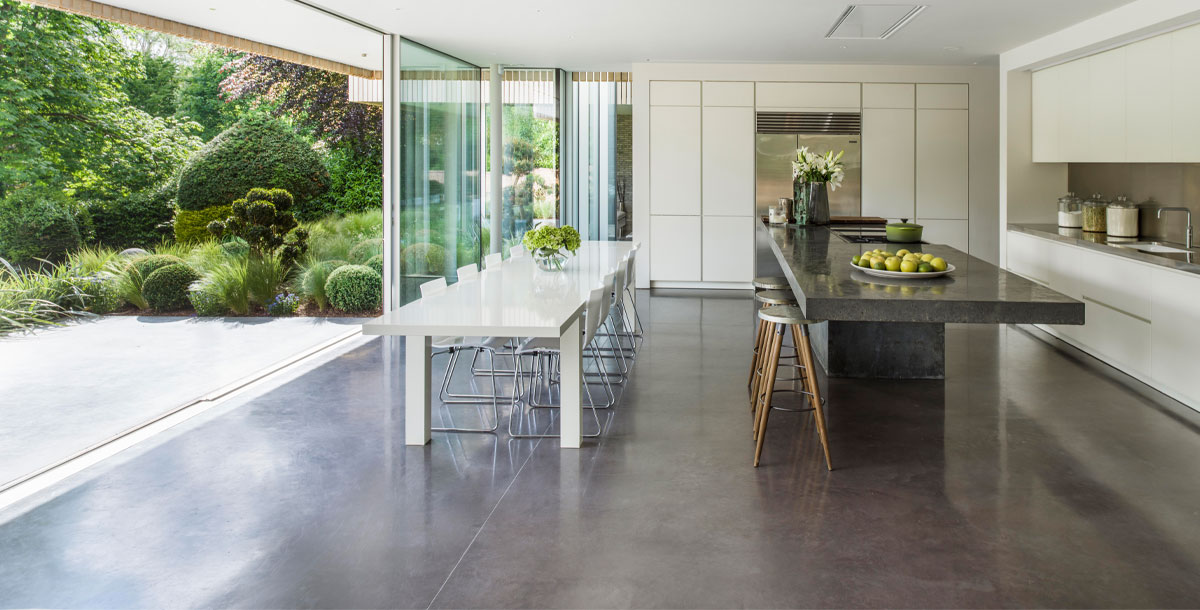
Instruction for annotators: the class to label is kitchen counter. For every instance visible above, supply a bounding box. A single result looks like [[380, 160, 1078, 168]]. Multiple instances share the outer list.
[[759, 222, 1084, 379], [1008, 223, 1200, 275]]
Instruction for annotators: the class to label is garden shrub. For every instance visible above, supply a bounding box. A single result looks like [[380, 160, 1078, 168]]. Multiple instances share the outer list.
[[142, 263, 201, 312], [175, 115, 330, 216], [325, 264, 381, 312], [132, 254, 185, 280], [220, 238, 249, 258], [348, 238, 383, 264], [87, 183, 175, 248], [402, 242, 446, 276], [207, 188, 308, 265], [307, 145, 382, 220], [299, 259, 348, 310], [366, 254, 384, 276], [85, 276, 125, 314], [174, 204, 231, 243], [266, 293, 300, 316], [189, 283, 228, 317], [0, 187, 82, 268]]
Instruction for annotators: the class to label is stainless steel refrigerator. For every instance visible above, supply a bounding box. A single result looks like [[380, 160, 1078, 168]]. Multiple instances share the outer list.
[[755, 131, 861, 220]]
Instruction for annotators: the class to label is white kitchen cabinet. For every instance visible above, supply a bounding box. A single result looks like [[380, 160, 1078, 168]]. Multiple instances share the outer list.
[[918, 219, 968, 252], [861, 108, 914, 220], [1057, 58, 1091, 162], [649, 215, 701, 281], [1171, 23, 1200, 161], [701, 106, 754, 216], [916, 109, 969, 220], [916, 84, 968, 109], [1006, 230, 1051, 285], [1152, 268, 1200, 407], [1032, 64, 1063, 162], [863, 84, 914, 109], [1088, 47, 1126, 158], [1076, 248, 1152, 321], [650, 81, 700, 106], [649, 106, 701, 216], [1125, 34, 1173, 162], [701, 216, 754, 282], [755, 82, 860, 110], [702, 81, 753, 107], [1078, 297, 1152, 376]]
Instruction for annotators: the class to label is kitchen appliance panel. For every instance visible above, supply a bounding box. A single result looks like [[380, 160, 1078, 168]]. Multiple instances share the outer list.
[[755, 134, 861, 220]]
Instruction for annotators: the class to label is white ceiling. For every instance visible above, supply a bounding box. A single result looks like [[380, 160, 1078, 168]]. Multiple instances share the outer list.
[[100, 0, 1138, 70]]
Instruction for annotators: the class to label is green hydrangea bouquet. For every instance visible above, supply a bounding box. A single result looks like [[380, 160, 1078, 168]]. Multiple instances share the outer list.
[[522, 224, 581, 271]]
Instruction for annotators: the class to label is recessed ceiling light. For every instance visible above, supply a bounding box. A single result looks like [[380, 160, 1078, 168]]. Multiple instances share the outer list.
[[825, 4, 927, 40]]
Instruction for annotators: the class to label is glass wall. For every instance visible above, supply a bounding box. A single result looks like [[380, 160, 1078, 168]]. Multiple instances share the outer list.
[[563, 72, 633, 241], [481, 69, 561, 256], [396, 41, 481, 305]]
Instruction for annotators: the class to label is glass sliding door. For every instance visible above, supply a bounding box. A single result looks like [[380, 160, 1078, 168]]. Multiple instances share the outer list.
[[563, 72, 632, 241], [481, 68, 560, 255], [396, 41, 481, 305]]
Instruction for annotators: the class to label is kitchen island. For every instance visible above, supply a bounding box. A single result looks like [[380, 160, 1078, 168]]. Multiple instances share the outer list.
[[759, 222, 1084, 379]]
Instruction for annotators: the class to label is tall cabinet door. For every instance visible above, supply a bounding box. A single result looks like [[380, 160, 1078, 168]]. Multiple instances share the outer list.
[[916, 108, 969, 220], [649, 105, 702, 215], [701, 106, 754, 216], [1171, 23, 1200, 161], [1126, 35, 1173, 162], [702, 216, 754, 282], [861, 108, 915, 220]]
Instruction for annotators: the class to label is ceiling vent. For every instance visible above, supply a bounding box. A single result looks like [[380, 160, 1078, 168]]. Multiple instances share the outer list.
[[825, 4, 927, 40]]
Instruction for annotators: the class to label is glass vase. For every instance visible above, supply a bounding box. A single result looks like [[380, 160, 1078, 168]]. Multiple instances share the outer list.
[[792, 180, 809, 225], [533, 248, 568, 271], [807, 182, 830, 225]]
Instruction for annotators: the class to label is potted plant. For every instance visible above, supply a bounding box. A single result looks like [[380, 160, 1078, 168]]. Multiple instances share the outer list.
[[522, 224, 581, 271], [792, 147, 846, 226]]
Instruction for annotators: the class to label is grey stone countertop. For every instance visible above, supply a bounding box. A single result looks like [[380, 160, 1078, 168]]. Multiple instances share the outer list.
[[761, 222, 1084, 324], [1008, 223, 1200, 276]]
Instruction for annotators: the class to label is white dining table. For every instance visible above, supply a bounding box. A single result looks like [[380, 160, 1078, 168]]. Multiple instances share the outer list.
[[362, 241, 637, 448]]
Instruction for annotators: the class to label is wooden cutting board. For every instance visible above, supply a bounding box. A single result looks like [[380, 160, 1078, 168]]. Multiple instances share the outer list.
[[829, 216, 887, 225]]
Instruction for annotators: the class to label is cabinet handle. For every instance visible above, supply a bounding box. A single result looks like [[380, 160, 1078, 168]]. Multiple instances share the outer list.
[[1081, 295, 1151, 324]]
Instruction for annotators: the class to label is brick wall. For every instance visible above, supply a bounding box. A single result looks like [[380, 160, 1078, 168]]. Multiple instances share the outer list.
[[616, 107, 633, 238]]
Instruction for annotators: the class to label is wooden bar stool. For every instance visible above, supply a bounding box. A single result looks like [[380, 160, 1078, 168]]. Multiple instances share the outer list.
[[748, 289, 798, 410], [752, 276, 789, 291], [751, 305, 832, 471]]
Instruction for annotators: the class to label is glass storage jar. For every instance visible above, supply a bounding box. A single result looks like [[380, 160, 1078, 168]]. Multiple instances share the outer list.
[[1057, 192, 1083, 228], [1106, 196, 1139, 238], [1082, 194, 1109, 233]]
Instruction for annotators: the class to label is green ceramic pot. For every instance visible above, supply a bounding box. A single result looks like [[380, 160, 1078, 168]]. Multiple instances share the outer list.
[[885, 219, 924, 243]]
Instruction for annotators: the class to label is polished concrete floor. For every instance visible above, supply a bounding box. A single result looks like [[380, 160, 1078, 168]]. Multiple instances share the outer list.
[[0, 316, 362, 487], [1, 290, 1199, 608]]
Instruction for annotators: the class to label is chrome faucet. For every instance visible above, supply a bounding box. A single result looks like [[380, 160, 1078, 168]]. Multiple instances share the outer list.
[[1157, 207, 1194, 250]]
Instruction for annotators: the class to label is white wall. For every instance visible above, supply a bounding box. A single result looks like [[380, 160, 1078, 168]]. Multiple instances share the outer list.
[[632, 62, 1000, 288], [998, 0, 1200, 266]]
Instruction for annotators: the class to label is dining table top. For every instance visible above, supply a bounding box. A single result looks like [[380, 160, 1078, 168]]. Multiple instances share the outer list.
[[362, 240, 637, 338]]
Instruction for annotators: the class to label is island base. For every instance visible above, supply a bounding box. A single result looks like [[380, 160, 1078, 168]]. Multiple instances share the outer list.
[[808, 321, 945, 380]]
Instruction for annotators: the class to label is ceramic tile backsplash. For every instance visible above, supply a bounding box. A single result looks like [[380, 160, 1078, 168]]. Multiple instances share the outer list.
[[1068, 163, 1200, 244]]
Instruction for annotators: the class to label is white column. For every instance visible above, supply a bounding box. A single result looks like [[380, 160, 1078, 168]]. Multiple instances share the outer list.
[[558, 316, 583, 448], [406, 335, 432, 445], [382, 35, 402, 310], [489, 64, 504, 254]]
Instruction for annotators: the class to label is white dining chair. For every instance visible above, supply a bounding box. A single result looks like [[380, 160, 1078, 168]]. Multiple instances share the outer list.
[[457, 263, 479, 282], [484, 252, 502, 270], [509, 245, 526, 258]]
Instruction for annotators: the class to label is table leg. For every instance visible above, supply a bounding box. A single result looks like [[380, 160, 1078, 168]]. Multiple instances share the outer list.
[[559, 316, 583, 448], [406, 335, 431, 445]]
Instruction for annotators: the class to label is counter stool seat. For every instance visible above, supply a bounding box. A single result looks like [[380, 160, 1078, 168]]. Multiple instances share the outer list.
[[749, 305, 832, 471], [753, 289, 798, 306], [752, 276, 789, 290]]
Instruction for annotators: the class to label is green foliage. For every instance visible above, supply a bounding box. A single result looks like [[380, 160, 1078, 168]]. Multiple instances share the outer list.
[[348, 238, 383, 264], [142, 263, 200, 311], [188, 283, 227, 316], [0, 258, 85, 334], [266, 293, 300, 316], [174, 204, 231, 243], [298, 259, 348, 310], [522, 224, 580, 255], [87, 182, 176, 248], [402, 243, 446, 276], [244, 254, 291, 307], [66, 245, 119, 276], [0, 186, 82, 268], [207, 188, 309, 265], [175, 49, 243, 141], [67, 108, 202, 201], [132, 254, 185, 279], [123, 54, 178, 118], [175, 115, 330, 213], [366, 254, 384, 276], [198, 260, 249, 315], [325, 264, 381, 312], [307, 145, 382, 219]]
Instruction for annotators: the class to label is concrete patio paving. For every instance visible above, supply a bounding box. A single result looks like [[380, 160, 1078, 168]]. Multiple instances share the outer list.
[[0, 316, 362, 488]]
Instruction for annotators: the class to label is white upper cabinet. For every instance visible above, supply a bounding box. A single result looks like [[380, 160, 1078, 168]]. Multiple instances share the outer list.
[[1087, 47, 1126, 159], [863, 84, 914, 109], [702, 106, 754, 216], [861, 108, 914, 220], [1171, 23, 1200, 161], [650, 81, 701, 106], [703, 81, 754, 107], [916, 109, 969, 220], [1057, 59, 1091, 161], [649, 106, 701, 215], [1125, 35, 1173, 162], [755, 82, 860, 110], [1032, 64, 1063, 162], [916, 84, 968, 109]]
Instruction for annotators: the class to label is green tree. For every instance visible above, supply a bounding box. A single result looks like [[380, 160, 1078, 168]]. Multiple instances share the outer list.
[[0, 0, 139, 196], [123, 54, 179, 118], [68, 109, 203, 201], [175, 48, 243, 140]]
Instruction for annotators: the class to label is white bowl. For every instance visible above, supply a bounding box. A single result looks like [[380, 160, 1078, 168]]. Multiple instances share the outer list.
[[851, 261, 955, 279]]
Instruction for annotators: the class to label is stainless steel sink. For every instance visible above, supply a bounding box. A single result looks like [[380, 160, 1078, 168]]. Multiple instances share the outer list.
[[1112, 241, 1194, 254]]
